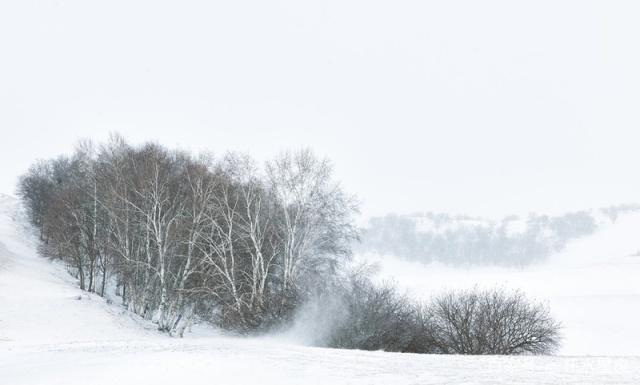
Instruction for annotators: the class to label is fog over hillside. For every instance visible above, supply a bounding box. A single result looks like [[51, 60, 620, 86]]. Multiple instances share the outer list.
[[3, 0, 640, 383], [358, 205, 640, 266]]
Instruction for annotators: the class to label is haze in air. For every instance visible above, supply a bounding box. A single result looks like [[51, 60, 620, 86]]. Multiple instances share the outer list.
[[1, 1, 639, 384]]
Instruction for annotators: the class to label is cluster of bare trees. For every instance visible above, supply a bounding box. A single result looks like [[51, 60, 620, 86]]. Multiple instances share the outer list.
[[322, 277, 561, 355], [18, 136, 357, 335], [17, 136, 561, 354]]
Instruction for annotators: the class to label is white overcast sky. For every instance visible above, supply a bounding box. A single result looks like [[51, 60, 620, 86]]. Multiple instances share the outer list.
[[1, 1, 639, 219]]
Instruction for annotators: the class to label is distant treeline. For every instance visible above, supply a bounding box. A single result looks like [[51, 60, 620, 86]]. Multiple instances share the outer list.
[[18, 135, 357, 335], [359, 207, 639, 266]]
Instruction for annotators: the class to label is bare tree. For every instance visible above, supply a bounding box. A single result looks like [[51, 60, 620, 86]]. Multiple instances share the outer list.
[[426, 288, 561, 355], [266, 149, 358, 316]]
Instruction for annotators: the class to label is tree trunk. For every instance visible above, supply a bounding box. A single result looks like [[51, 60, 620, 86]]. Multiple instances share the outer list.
[[100, 265, 107, 297]]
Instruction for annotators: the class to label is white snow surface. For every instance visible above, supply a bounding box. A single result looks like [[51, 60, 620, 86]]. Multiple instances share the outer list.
[[1, 194, 639, 385]]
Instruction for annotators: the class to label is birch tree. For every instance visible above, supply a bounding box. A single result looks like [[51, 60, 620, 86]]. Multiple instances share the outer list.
[[266, 149, 358, 316]]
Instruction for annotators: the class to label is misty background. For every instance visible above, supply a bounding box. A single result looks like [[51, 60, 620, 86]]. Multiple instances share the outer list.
[[1, 4, 640, 381], [360, 204, 640, 266], [2, 0, 640, 220]]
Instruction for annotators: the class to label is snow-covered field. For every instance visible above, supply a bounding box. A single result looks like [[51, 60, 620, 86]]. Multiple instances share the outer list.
[[1, 194, 639, 384]]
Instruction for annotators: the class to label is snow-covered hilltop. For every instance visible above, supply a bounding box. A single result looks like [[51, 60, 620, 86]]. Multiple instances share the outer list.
[[359, 206, 640, 266], [1, 194, 640, 384]]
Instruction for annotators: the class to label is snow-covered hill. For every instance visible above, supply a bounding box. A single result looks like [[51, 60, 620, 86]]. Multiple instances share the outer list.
[[1, 194, 639, 385], [360, 209, 640, 356], [359, 207, 639, 266]]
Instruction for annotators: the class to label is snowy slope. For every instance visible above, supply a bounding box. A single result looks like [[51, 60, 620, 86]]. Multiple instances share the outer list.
[[0, 195, 157, 346], [1, 194, 639, 385]]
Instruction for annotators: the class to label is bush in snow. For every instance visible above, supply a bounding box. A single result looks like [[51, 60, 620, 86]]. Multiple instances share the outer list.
[[325, 267, 420, 352], [425, 288, 561, 355]]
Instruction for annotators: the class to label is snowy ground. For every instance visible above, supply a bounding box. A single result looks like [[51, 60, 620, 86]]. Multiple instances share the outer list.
[[1, 194, 639, 384]]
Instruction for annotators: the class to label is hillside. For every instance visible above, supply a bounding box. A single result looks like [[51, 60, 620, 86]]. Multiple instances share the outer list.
[[1, 194, 639, 384], [359, 207, 640, 266]]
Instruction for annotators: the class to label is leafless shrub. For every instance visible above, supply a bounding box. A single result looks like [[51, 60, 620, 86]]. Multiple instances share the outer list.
[[327, 271, 417, 352], [426, 288, 561, 355]]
